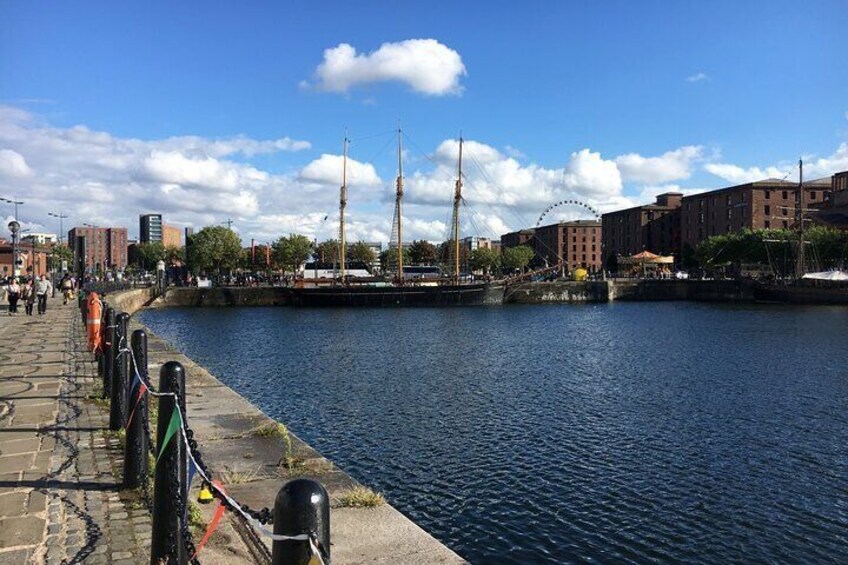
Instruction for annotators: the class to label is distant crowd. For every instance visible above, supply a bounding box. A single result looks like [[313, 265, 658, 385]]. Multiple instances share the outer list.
[[2, 273, 77, 316]]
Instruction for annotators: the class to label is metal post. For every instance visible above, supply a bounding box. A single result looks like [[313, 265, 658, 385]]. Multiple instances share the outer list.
[[103, 307, 116, 399], [271, 479, 330, 565], [150, 361, 187, 565], [123, 329, 149, 489], [109, 312, 129, 431]]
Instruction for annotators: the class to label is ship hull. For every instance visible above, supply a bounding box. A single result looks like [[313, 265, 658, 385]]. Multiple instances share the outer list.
[[753, 282, 848, 304], [290, 283, 503, 307]]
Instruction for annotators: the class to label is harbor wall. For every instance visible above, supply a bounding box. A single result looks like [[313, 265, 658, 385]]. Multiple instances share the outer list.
[[149, 281, 758, 307]]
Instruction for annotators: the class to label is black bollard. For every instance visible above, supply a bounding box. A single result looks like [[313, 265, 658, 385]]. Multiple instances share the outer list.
[[103, 307, 116, 399], [123, 329, 149, 489], [271, 479, 330, 565], [150, 361, 188, 565], [109, 312, 129, 431]]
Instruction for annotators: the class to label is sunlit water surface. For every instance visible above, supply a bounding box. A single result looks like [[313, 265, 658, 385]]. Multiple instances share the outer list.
[[139, 303, 848, 563]]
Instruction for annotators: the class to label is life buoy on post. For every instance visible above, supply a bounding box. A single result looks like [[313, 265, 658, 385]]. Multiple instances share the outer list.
[[86, 292, 103, 353]]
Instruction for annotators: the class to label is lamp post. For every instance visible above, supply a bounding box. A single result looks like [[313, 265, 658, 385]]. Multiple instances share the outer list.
[[7, 220, 20, 278], [48, 212, 69, 245], [0, 197, 24, 222]]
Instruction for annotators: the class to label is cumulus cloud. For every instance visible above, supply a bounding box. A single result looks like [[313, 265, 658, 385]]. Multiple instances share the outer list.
[[704, 163, 791, 184], [0, 148, 33, 177], [615, 145, 703, 184], [686, 72, 709, 83], [704, 143, 848, 184], [298, 154, 382, 187], [306, 39, 466, 96]]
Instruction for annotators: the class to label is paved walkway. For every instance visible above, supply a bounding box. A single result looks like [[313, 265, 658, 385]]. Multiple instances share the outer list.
[[0, 298, 148, 564]]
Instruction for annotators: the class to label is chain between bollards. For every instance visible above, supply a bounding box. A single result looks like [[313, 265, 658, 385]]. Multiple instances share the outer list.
[[123, 329, 149, 490], [109, 312, 129, 431]]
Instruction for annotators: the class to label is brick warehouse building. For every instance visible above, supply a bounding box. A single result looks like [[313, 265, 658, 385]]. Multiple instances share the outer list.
[[68, 226, 128, 272], [601, 192, 682, 266], [501, 220, 602, 272], [679, 177, 831, 251]]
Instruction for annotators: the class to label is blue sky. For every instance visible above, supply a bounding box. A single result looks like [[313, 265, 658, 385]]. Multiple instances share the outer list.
[[1, 0, 846, 243]]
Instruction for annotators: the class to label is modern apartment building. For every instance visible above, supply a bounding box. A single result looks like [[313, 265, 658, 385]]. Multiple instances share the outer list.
[[140, 214, 163, 243]]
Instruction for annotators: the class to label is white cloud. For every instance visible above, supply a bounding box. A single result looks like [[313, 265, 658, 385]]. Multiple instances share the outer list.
[[615, 145, 703, 184], [306, 39, 466, 96], [298, 154, 382, 187], [0, 148, 33, 177], [704, 163, 791, 184], [686, 72, 709, 83]]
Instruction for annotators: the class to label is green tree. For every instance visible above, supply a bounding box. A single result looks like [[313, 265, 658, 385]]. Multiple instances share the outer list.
[[136, 242, 166, 270], [50, 244, 74, 272], [470, 247, 501, 275], [314, 239, 339, 264], [502, 245, 535, 272], [438, 241, 471, 267], [273, 234, 314, 274], [409, 240, 438, 265], [186, 226, 243, 274], [348, 241, 376, 266], [164, 245, 185, 266], [380, 246, 410, 274]]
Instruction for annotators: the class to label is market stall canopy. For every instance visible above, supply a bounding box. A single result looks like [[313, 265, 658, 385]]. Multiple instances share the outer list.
[[619, 251, 675, 264]]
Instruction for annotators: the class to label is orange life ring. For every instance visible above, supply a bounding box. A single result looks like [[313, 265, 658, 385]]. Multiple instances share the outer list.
[[86, 292, 102, 353]]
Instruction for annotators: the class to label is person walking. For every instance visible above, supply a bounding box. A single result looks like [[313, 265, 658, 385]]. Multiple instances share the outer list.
[[34, 274, 52, 315], [22, 278, 35, 316], [60, 273, 74, 305], [4, 277, 21, 315]]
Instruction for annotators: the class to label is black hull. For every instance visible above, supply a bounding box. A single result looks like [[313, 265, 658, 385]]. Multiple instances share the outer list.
[[753, 282, 848, 305], [290, 283, 503, 307]]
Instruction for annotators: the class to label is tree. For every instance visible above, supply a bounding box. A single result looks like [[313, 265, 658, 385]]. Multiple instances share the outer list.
[[438, 241, 471, 267], [186, 226, 243, 274], [348, 241, 376, 266], [272, 234, 313, 274], [470, 247, 501, 275], [164, 245, 185, 266], [502, 245, 535, 272], [409, 240, 438, 265], [314, 239, 339, 264], [136, 242, 166, 270], [380, 246, 410, 274]]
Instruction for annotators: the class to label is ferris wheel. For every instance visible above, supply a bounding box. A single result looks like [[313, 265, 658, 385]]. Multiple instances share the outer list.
[[535, 199, 601, 227]]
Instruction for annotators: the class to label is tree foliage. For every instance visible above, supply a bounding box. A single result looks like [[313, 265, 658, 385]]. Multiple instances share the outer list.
[[136, 242, 166, 270], [502, 245, 535, 272], [186, 226, 243, 274], [273, 234, 313, 274], [409, 240, 438, 265], [695, 227, 848, 275], [348, 241, 377, 265], [470, 247, 501, 274], [380, 246, 410, 274], [164, 245, 185, 266], [314, 239, 339, 264]]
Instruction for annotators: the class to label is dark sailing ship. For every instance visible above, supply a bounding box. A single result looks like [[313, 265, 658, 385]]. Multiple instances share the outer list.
[[290, 130, 504, 306]]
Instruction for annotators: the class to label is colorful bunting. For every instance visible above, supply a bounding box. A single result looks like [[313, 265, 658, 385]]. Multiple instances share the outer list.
[[155, 409, 182, 468], [190, 481, 227, 560]]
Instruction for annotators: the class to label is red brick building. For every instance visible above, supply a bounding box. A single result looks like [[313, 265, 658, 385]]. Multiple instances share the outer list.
[[679, 178, 831, 251], [68, 226, 128, 271], [601, 192, 682, 266], [501, 220, 602, 272]]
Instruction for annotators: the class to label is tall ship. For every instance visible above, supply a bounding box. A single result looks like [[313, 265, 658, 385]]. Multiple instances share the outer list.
[[290, 129, 504, 307]]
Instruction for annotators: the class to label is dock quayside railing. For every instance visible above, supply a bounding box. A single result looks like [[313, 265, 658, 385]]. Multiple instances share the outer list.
[[80, 291, 330, 565]]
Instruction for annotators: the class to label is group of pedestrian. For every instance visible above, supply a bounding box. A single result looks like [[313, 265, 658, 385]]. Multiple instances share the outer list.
[[2, 273, 75, 316]]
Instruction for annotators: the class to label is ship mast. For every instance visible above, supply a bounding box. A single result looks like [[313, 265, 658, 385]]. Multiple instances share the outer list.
[[339, 134, 348, 282], [395, 127, 404, 285], [451, 135, 463, 284], [796, 158, 804, 279]]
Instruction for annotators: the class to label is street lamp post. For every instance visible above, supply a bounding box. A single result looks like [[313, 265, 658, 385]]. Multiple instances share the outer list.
[[7, 220, 20, 278], [48, 212, 69, 245]]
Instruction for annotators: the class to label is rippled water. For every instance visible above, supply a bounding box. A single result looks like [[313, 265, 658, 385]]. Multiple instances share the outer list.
[[138, 303, 848, 563]]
